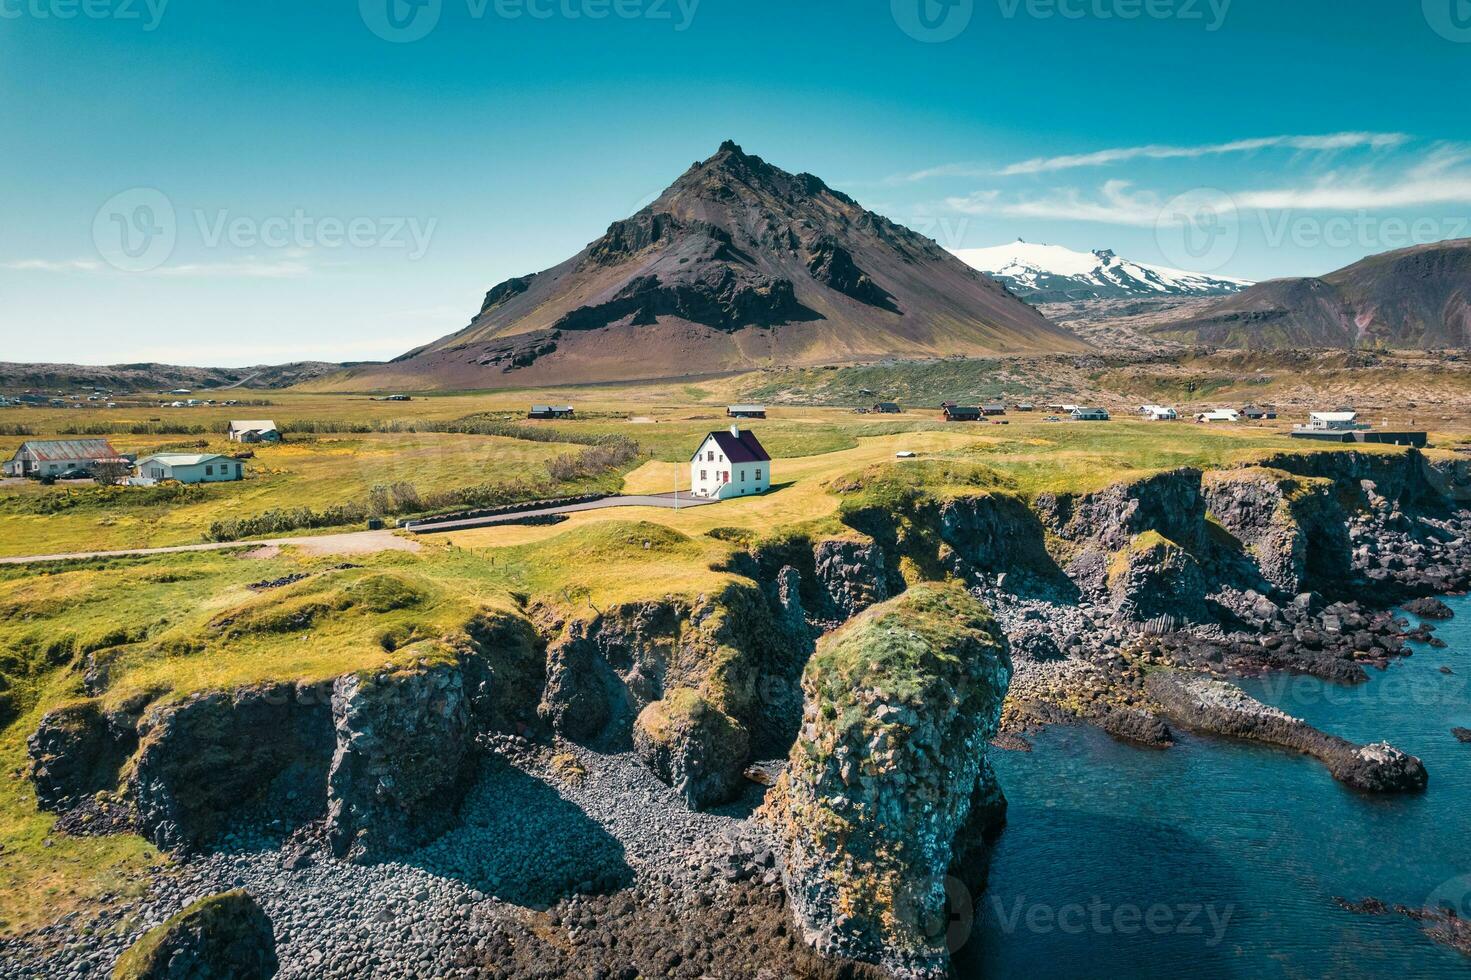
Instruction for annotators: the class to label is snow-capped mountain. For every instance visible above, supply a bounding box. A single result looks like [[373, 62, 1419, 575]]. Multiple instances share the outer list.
[[951, 240, 1253, 303]]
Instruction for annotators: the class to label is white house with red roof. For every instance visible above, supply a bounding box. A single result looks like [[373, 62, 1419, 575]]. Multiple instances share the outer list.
[[690, 426, 771, 500]]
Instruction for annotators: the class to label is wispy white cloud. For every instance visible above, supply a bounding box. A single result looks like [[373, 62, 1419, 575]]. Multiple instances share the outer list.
[[1233, 146, 1471, 211], [946, 146, 1471, 227], [1, 258, 106, 273], [1, 256, 312, 278], [946, 180, 1169, 227], [882, 132, 1410, 185], [995, 132, 1411, 177], [152, 259, 310, 279]]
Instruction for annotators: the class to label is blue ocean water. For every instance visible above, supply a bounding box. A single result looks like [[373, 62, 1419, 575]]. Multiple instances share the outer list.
[[958, 596, 1471, 979]]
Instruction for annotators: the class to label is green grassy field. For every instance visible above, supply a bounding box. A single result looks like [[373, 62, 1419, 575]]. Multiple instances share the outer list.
[[0, 388, 1463, 937], [0, 431, 601, 557]]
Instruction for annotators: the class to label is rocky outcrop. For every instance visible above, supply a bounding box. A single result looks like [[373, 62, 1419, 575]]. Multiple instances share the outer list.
[[40, 608, 543, 859], [632, 688, 750, 809], [1146, 673, 1428, 793], [129, 684, 335, 852], [28, 700, 137, 811], [1107, 531, 1207, 621], [1203, 468, 1346, 594], [812, 536, 889, 620], [326, 664, 474, 863], [1403, 596, 1454, 619], [1037, 468, 1207, 554], [113, 890, 277, 980], [766, 584, 1012, 977], [539, 582, 810, 808], [1335, 895, 1471, 958], [937, 492, 1067, 591]]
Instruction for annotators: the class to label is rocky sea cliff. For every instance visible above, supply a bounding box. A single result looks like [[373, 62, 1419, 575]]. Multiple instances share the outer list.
[[9, 446, 1471, 977]]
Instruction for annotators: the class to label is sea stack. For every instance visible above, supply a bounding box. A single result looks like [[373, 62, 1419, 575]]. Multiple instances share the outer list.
[[764, 583, 1012, 978]]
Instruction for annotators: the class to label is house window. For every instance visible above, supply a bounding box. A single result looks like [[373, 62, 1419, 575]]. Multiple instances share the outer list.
[[700, 470, 707, 481], [740, 470, 745, 482], [205, 465, 213, 476], [707, 451, 714, 461], [755, 469, 762, 481], [235, 464, 242, 478]]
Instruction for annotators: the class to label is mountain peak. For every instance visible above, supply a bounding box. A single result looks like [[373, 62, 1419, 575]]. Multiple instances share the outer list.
[[343, 144, 1085, 390], [952, 240, 1251, 303]]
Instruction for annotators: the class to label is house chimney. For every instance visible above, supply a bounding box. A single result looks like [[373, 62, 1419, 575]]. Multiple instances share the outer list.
[[730, 424, 740, 437]]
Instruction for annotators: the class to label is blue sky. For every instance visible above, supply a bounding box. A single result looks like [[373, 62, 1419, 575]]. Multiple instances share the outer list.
[[2, 0, 1468, 365]]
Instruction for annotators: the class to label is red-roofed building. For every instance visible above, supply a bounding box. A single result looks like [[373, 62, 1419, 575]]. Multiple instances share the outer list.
[[3, 439, 123, 479], [689, 426, 771, 500]]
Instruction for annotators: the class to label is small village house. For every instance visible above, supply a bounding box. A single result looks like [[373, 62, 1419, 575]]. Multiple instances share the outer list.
[[1196, 408, 1241, 423], [1241, 405, 1277, 420], [133, 453, 244, 485], [981, 403, 1007, 416], [942, 405, 983, 422], [727, 405, 766, 419], [1306, 411, 1360, 431], [1014, 402, 1035, 412], [872, 401, 901, 414], [227, 419, 281, 443], [528, 405, 575, 420], [3, 438, 124, 479], [1070, 407, 1110, 421], [689, 426, 770, 500], [1140, 404, 1178, 421]]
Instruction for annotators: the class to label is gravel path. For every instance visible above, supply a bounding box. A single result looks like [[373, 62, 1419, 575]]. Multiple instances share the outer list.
[[0, 530, 419, 566]]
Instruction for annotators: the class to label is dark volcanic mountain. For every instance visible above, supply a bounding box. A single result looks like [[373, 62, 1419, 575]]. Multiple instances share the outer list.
[[333, 141, 1083, 389], [1149, 238, 1471, 349]]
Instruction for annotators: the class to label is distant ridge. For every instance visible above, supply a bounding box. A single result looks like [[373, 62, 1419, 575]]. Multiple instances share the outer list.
[[326, 142, 1085, 391], [1149, 238, 1471, 348]]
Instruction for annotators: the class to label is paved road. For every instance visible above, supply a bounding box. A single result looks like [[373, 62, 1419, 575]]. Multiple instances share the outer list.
[[405, 492, 718, 534], [0, 494, 719, 564]]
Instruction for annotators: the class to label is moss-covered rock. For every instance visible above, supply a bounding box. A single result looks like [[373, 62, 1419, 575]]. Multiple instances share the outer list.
[[765, 582, 1012, 977], [633, 688, 750, 809], [1106, 531, 1207, 622], [113, 889, 277, 980], [28, 699, 136, 811]]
